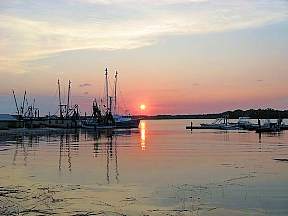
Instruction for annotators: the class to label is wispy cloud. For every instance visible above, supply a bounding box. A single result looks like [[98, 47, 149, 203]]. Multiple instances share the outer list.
[[0, 0, 287, 73], [79, 83, 92, 87], [74, 0, 208, 5]]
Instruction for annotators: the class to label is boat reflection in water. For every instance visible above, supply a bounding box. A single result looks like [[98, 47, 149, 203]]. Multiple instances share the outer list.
[[58, 129, 123, 184], [4, 128, 140, 185], [140, 121, 146, 151]]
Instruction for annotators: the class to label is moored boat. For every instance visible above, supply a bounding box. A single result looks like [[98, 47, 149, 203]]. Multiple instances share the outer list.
[[82, 68, 140, 130], [237, 117, 258, 130], [255, 119, 281, 133], [200, 117, 239, 130], [113, 115, 140, 128]]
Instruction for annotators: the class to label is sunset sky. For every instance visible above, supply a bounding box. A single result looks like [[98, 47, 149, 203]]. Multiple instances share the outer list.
[[0, 0, 288, 115]]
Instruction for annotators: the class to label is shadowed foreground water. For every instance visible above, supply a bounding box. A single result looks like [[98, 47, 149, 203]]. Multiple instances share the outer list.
[[0, 119, 288, 215]]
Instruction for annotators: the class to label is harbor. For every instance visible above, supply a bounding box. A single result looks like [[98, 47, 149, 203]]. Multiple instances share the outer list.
[[0, 68, 140, 131], [1, 1, 288, 215]]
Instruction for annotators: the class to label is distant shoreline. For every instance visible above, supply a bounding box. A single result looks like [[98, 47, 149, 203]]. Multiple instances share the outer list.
[[134, 108, 288, 120]]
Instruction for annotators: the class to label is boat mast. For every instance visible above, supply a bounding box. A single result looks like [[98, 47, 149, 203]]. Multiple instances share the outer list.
[[105, 68, 109, 112], [114, 70, 118, 114], [66, 80, 71, 117], [109, 96, 113, 113], [21, 90, 26, 116], [12, 90, 20, 116], [32, 98, 35, 117], [32, 98, 35, 111], [58, 79, 63, 118]]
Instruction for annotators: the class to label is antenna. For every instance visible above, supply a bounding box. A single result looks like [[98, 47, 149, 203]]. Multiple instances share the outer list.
[[12, 90, 20, 116]]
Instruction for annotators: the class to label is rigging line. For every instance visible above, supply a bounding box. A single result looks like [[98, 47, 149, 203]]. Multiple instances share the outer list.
[[61, 82, 67, 107], [49, 84, 60, 115], [52, 86, 58, 115], [102, 72, 106, 103], [101, 72, 108, 112], [108, 76, 115, 113], [108, 75, 114, 97], [118, 86, 128, 115], [67, 81, 72, 111], [53, 106, 60, 116]]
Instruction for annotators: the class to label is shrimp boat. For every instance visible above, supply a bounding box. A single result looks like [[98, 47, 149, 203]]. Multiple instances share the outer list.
[[81, 101, 115, 130], [11, 80, 82, 129], [112, 70, 140, 128], [82, 68, 140, 129]]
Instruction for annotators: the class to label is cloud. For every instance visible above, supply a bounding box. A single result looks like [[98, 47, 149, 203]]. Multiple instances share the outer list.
[[75, 0, 207, 5], [0, 0, 287, 73], [79, 83, 92, 87]]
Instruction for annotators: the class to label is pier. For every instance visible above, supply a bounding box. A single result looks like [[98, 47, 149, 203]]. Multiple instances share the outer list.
[[186, 118, 288, 132]]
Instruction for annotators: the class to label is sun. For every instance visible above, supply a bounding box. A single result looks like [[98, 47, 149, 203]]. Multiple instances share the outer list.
[[140, 104, 146, 111]]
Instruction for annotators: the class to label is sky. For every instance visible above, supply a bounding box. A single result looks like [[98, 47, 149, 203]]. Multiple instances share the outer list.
[[0, 0, 288, 115]]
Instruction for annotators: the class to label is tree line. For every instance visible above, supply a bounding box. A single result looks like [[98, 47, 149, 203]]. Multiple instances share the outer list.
[[135, 108, 288, 119]]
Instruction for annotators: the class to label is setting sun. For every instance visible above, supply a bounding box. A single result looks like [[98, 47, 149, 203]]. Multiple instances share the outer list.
[[140, 104, 146, 111]]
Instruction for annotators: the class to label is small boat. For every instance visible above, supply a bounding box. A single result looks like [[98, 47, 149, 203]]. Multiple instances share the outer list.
[[113, 115, 141, 129], [237, 117, 258, 130], [200, 118, 227, 129], [200, 117, 239, 130], [255, 119, 281, 133]]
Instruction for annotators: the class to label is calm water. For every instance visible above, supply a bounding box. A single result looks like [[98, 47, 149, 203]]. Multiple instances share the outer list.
[[0, 119, 288, 215]]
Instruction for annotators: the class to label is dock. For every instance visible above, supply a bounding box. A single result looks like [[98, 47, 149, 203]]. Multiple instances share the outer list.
[[185, 120, 239, 130], [186, 119, 288, 132], [186, 126, 206, 130]]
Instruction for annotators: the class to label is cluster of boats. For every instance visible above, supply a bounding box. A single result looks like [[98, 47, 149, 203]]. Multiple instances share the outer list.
[[10, 69, 140, 130], [187, 117, 288, 133]]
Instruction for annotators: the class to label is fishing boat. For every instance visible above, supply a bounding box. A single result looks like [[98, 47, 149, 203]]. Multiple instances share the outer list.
[[11, 81, 82, 129], [82, 97, 115, 129], [82, 68, 140, 130], [112, 70, 140, 128]]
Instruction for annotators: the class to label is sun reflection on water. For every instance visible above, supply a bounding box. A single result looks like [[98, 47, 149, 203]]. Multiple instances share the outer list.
[[140, 121, 146, 151]]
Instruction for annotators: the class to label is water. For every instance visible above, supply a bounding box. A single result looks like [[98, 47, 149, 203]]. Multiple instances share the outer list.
[[0, 119, 288, 215]]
